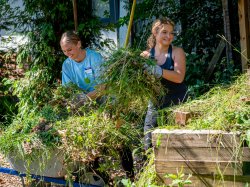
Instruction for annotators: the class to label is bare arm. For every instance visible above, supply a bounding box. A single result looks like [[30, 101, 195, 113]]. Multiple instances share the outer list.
[[162, 47, 186, 83], [141, 48, 186, 83]]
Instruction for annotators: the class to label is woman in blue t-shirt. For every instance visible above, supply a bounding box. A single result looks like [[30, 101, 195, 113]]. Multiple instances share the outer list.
[[141, 18, 188, 150], [60, 31, 134, 181], [60, 30, 105, 101]]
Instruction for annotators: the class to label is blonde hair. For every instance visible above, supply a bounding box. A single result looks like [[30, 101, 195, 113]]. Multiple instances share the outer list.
[[147, 17, 175, 49], [60, 30, 81, 45]]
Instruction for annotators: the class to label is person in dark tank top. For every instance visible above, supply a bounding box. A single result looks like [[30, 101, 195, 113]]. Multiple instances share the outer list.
[[141, 17, 188, 151]]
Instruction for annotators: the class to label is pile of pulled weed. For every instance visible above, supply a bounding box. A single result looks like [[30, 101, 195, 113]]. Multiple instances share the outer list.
[[0, 48, 167, 180], [0, 83, 142, 174], [102, 48, 166, 117], [159, 73, 250, 131], [55, 111, 140, 163]]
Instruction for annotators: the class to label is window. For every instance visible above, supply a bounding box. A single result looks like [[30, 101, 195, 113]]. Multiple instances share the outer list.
[[92, 0, 119, 23]]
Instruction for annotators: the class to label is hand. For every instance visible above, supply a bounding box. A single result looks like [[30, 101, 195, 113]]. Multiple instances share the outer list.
[[143, 63, 163, 78], [140, 51, 150, 58], [71, 93, 89, 109]]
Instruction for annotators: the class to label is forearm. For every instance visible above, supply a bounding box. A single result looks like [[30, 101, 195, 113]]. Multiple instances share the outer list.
[[86, 84, 106, 100], [162, 69, 185, 83]]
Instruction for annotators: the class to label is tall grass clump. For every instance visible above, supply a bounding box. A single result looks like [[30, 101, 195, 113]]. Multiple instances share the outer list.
[[102, 48, 166, 118]]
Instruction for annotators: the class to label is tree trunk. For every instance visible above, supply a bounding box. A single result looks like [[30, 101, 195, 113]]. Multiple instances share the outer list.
[[73, 0, 78, 31]]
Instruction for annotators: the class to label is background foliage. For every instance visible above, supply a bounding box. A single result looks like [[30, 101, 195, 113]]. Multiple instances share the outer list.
[[0, 0, 114, 123], [0, 0, 244, 121]]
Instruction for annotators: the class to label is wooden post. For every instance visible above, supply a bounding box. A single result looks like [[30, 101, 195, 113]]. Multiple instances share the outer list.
[[174, 111, 192, 126], [221, 0, 233, 65], [73, 0, 78, 31], [205, 40, 226, 81], [238, 0, 250, 72]]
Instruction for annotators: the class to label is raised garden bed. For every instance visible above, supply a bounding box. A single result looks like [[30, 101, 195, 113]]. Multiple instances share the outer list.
[[152, 129, 250, 186], [148, 73, 250, 186]]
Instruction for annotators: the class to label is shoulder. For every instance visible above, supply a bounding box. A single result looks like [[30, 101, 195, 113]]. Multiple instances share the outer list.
[[85, 48, 104, 66], [62, 58, 72, 67], [172, 46, 185, 57], [86, 48, 102, 58]]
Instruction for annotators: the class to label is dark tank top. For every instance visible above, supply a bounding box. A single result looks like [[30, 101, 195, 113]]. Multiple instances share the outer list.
[[150, 45, 187, 95]]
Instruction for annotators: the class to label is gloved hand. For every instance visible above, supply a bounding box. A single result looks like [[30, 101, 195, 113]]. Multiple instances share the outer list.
[[70, 93, 89, 109], [143, 63, 163, 78]]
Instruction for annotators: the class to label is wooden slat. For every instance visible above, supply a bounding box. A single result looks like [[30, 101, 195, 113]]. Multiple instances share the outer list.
[[153, 129, 250, 186], [205, 40, 226, 81], [161, 174, 248, 187], [155, 160, 243, 175], [154, 147, 250, 162], [152, 129, 241, 148]]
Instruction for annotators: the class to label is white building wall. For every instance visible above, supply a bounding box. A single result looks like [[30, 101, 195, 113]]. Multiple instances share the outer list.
[[0, 0, 26, 51], [118, 0, 128, 48]]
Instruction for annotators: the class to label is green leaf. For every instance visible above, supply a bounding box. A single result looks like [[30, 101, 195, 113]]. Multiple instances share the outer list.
[[165, 173, 177, 179], [84, 78, 90, 84], [246, 130, 250, 147]]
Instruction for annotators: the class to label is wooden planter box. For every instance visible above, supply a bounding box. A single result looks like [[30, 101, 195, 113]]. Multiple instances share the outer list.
[[152, 129, 250, 187]]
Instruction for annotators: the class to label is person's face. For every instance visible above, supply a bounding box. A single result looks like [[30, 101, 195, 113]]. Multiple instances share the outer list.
[[155, 24, 174, 46], [60, 39, 81, 61]]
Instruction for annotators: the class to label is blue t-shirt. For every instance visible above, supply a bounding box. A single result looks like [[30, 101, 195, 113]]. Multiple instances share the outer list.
[[62, 48, 104, 93]]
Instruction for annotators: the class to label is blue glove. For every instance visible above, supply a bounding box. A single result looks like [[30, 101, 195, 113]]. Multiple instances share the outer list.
[[143, 63, 163, 78]]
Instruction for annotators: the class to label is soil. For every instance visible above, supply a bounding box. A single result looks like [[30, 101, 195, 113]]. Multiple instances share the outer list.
[[0, 53, 25, 186], [0, 53, 26, 81], [0, 153, 23, 187]]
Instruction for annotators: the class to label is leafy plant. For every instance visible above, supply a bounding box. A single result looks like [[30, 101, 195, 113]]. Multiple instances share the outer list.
[[134, 152, 162, 186], [0, 0, 20, 31], [165, 167, 192, 187]]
